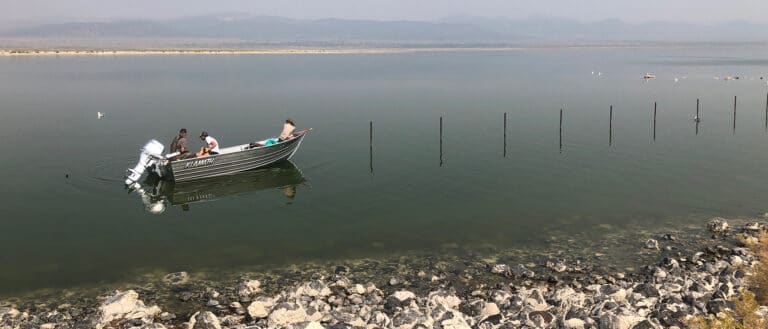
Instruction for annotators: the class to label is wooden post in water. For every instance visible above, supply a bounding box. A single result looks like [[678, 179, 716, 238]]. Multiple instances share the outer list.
[[733, 95, 737, 134], [609, 105, 613, 146], [503, 112, 507, 158], [439, 116, 443, 167], [369, 121, 373, 174], [696, 98, 700, 135], [653, 102, 657, 141], [559, 108, 563, 152]]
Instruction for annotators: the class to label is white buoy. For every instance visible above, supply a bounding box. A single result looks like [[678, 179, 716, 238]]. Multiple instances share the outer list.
[[97, 112, 105, 119], [674, 77, 679, 82]]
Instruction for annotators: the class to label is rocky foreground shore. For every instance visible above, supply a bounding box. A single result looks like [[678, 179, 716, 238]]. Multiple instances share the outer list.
[[1, 218, 767, 329]]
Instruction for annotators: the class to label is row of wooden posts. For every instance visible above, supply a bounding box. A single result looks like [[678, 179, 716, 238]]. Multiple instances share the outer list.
[[367, 93, 768, 170]]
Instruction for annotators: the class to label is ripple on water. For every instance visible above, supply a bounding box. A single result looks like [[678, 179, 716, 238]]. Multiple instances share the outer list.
[[61, 156, 134, 200]]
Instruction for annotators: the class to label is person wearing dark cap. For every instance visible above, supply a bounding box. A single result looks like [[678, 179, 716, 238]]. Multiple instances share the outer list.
[[196, 131, 220, 157]]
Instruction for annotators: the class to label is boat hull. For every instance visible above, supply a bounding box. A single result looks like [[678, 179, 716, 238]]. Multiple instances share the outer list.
[[166, 131, 308, 182]]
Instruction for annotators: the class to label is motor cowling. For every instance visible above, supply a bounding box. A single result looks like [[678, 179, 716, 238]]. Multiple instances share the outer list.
[[125, 140, 165, 185]]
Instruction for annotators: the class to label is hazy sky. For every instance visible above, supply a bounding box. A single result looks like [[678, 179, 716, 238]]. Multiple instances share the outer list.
[[4, 0, 767, 24]]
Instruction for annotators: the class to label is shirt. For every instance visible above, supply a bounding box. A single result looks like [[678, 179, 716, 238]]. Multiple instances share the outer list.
[[176, 137, 187, 153], [205, 136, 220, 153], [280, 123, 296, 140]]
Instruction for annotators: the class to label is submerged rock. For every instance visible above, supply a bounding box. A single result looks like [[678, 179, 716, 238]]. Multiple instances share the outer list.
[[162, 272, 189, 285], [236, 279, 261, 297], [707, 218, 729, 233], [645, 239, 659, 250]]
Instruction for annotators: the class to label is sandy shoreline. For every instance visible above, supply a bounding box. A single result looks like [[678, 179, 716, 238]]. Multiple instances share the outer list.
[[0, 45, 681, 57]]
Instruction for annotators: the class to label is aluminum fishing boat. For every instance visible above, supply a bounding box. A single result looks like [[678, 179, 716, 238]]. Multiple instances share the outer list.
[[125, 128, 311, 185]]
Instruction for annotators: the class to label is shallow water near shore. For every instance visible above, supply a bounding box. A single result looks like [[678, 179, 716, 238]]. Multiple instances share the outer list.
[[2, 45, 768, 296]]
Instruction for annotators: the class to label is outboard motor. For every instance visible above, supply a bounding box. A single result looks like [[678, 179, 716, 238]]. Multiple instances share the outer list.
[[125, 139, 165, 185]]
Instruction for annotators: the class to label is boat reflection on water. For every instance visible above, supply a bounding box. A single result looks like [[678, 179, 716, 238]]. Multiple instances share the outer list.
[[131, 161, 306, 214]]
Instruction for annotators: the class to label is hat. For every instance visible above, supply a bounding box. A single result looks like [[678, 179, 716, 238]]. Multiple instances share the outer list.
[[200, 131, 209, 137]]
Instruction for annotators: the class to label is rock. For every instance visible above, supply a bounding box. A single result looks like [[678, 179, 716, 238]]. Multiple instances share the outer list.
[[347, 284, 366, 295], [286, 321, 325, 329], [546, 260, 567, 273], [299, 280, 331, 297], [645, 239, 659, 250], [162, 272, 190, 285], [437, 310, 471, 329], [236, 280, 261, 297], [632, 319, 663, 329], [141, 324, 167, 329], [98, 290, 161, 329], [391, 309, 429, 329], [427, 290, 462, 310], [229, 302, 246, 315], [599, 311, 644, 329], [513, 264, 535, 278], [662, 234, 676, 241], [247, 297, 274, 319], [386, 291, 416, 310], [220, 315, 245, 327], [389, 277, 400, 286], [0, 307, 21, 322], [40, 323, 55, 329], [479, 302, 500, 321], [730, 255, 744, 267], [744, 222, 761, 231], [707, 218, 729, 233], [742, 236, 759, 246], [563, 317, 586, 329], [368, 311, 391, 327], [527, 310, 554, 327], [159, 312, 175, 321], [490, 264, 510, 275], [179, 291, 195, 302], [268, 302, 319, 327], [188, 311, 221, 329]]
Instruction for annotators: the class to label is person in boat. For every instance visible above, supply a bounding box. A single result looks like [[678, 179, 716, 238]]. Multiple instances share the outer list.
[[170, 128, 193, 159], [196, 131, 220, 157], [279, 119, 296, 141]]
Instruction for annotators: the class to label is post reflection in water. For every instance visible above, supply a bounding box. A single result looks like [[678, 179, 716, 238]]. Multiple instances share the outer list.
[[131, 161, 306, 214]]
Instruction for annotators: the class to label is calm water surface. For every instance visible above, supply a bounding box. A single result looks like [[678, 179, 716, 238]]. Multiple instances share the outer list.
[[2, 46, 768, 295]]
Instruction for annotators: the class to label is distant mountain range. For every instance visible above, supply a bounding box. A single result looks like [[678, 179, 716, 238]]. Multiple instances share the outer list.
[[3, 14, 768, 46]]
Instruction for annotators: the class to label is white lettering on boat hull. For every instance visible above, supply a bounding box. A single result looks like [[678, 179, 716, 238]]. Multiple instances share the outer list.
[[184, 158, 215, 169]]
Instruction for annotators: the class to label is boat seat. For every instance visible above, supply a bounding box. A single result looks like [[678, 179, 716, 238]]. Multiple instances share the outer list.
[[217, 144, 249, 155]]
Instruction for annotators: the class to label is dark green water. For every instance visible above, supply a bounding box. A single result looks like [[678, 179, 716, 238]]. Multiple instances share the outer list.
[[2, 46, 768, 295]]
